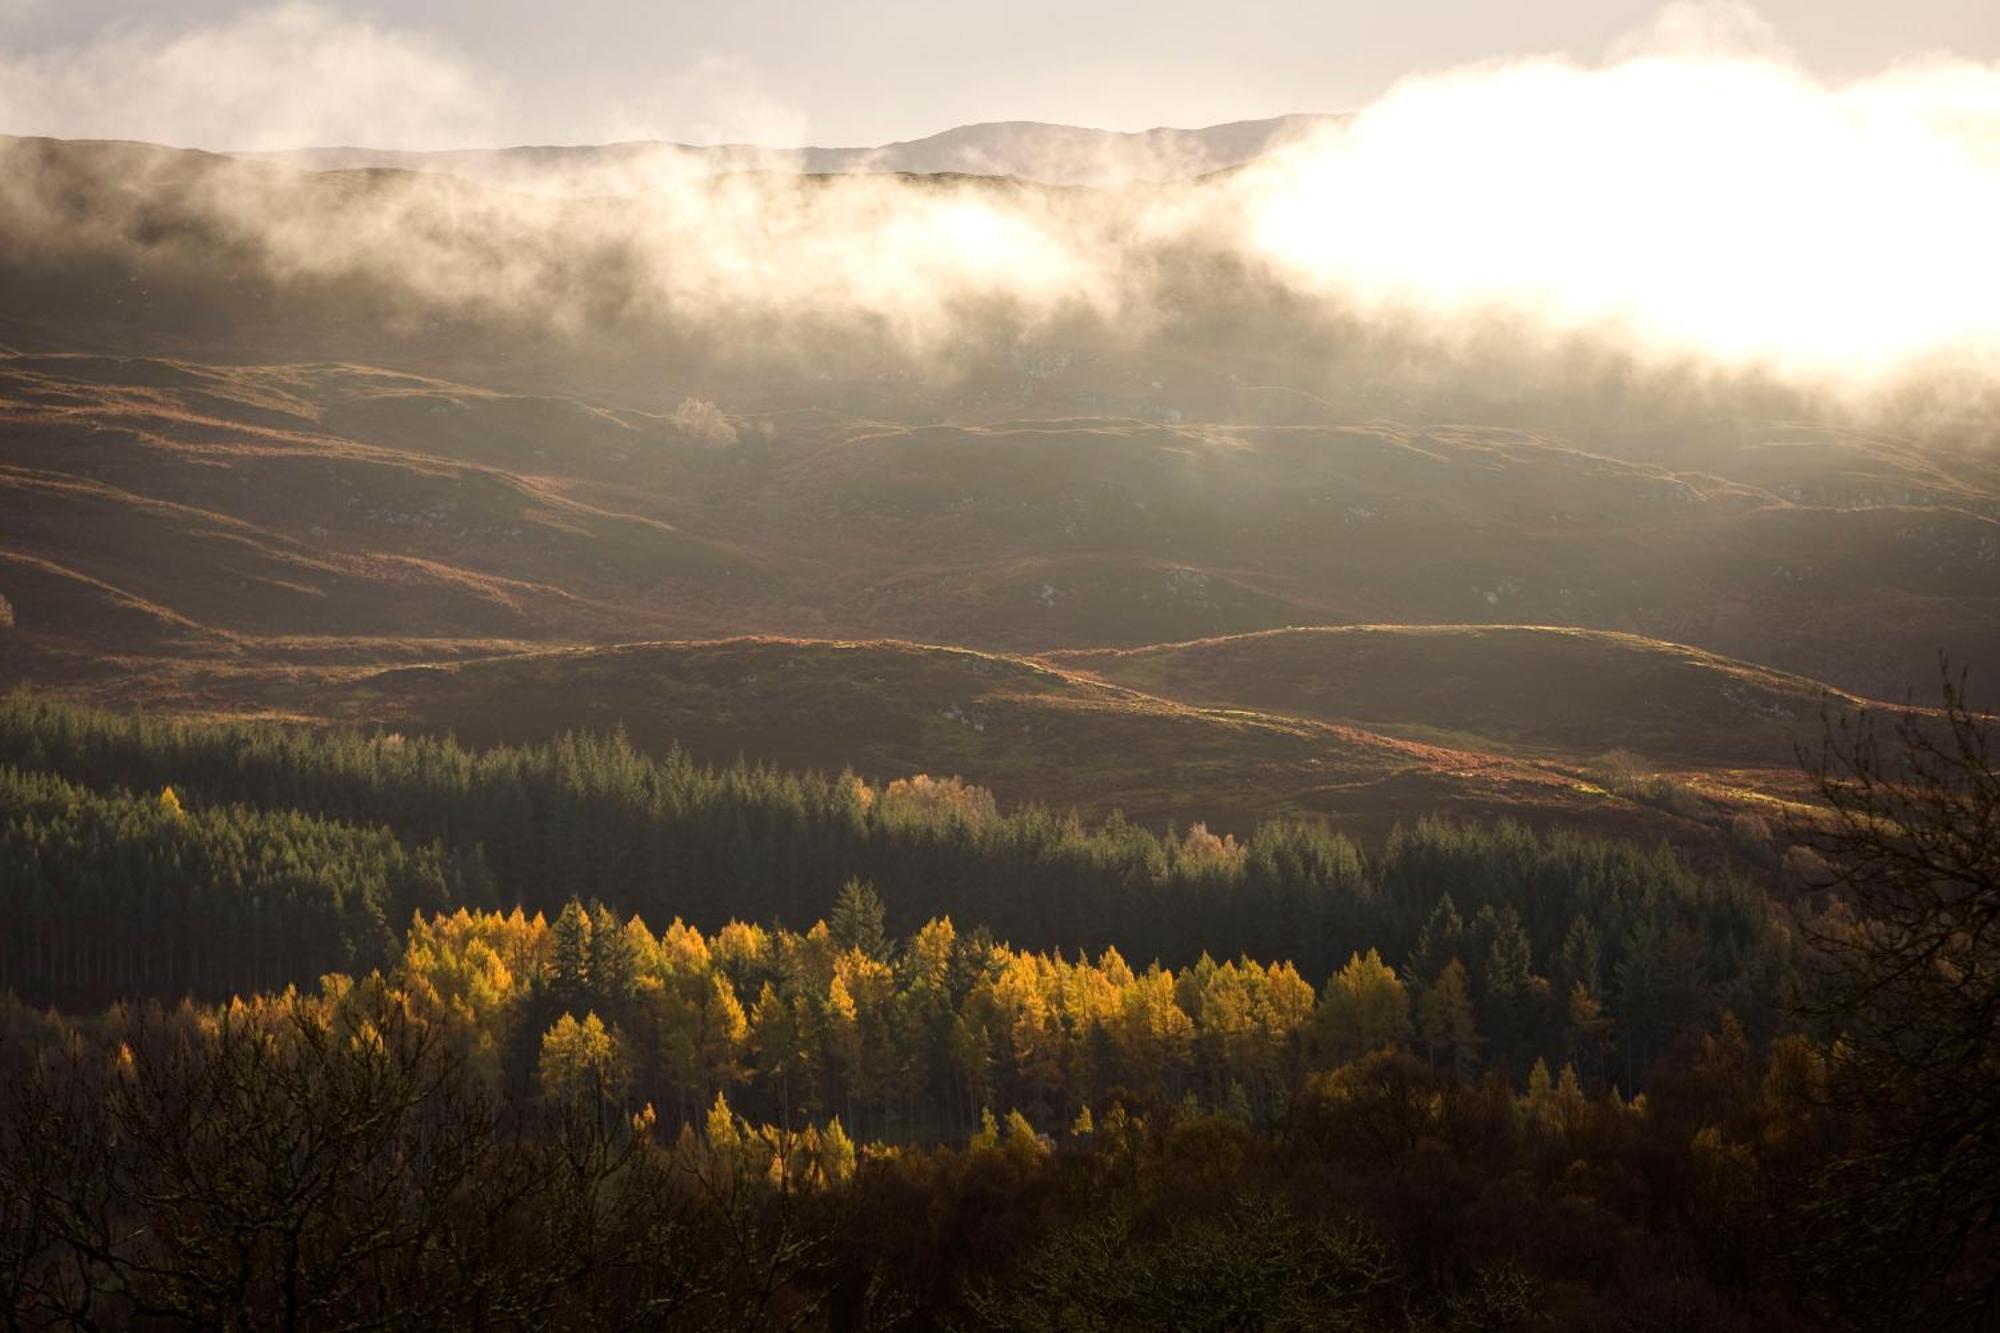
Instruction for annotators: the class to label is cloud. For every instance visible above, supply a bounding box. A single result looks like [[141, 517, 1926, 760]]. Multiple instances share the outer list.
[[1606, 0, 1793, 63], [0, 2, 493, 150], [0, 2, 1995, 406], [1240, 24, 2000, 387], [0, 3, 816, 155]]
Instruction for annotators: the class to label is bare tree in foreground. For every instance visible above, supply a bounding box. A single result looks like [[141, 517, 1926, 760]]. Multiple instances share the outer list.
[[1794, 668, 1998, 1330]]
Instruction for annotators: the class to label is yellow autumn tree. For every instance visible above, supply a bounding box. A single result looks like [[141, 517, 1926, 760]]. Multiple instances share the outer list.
[[705, 1088, 743, 1156], [905, 917, 957, 993], [657, 970, 748, 1115], [1117, 965, 1195, 1098], [1318, 948, 1414, 1064], [817, 1115, 856, 1185], [1002, 1108, 1048, 1169], [537, 1011, 629, 1107]]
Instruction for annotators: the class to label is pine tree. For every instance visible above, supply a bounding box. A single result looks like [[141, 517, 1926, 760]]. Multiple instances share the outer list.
[[828, 878, 889, 961], [1480, 907, 1539, 1077], [1407, 894, 1464, 990], [1558, 917, 1602, 995], [1565, 979, 1614, 1087], [1418, 958, 1479, 1079], [1614, 918, 1668, 1091], [551, 898, 593, 998], [588, 902, 637, 1002]]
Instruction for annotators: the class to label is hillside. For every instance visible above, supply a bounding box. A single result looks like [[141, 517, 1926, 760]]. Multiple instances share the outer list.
[[2, 349, 1992, 703], [4, 624, 1866, 888], [1049, 625, 1863, 768], [0, 133, 1992, 856], [266, 636, 1641, 839]]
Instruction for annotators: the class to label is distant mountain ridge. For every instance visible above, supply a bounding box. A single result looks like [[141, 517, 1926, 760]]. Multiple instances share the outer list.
[[236, 114, 1344, 189]]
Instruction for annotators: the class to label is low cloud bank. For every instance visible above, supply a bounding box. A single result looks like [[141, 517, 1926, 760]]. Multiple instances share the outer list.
[[0, 3, 1995, 408]]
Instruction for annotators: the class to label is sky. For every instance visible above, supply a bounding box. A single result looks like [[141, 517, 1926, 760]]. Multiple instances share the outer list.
[[0, 0, 1995, 149]]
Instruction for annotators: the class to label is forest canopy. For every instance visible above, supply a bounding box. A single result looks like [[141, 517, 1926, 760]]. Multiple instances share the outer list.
[[1, 685, 1993, 1329], [0, 690, 1789, 1093]]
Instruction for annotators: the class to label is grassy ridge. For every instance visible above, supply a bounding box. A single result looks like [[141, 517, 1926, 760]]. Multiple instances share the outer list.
[[4, 351, 1996, 703], [1050, 624, 1860, 766]]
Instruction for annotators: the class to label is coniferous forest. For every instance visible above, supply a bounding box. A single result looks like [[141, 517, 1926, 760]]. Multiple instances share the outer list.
[[2, 686, 1996, 1329]]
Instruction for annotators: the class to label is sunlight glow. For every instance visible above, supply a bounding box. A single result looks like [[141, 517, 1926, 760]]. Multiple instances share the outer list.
[[1244, 53, 2000, 384]]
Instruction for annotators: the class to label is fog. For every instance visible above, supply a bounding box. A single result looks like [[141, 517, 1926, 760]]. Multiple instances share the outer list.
[[1, 2, 1996, 412]]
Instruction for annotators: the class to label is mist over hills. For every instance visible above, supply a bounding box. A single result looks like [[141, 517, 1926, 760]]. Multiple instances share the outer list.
[[0, 128, 1993, 853], [237, 114, 1345, 189]]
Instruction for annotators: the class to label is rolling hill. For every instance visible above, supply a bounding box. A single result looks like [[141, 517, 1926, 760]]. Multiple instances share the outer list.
[[85, 632, 1777, 870], [2, 349, 1991, 703], [0, 132, 1992, 862], [1048, 625, 1862, 768]]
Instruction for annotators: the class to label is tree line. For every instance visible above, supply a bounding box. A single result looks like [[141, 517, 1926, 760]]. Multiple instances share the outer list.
[[0, 677, 1993, 1328], [2, 975, 1775, 1331], [0, 766, 476, 999], [0, 690, 1788, 1091]]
